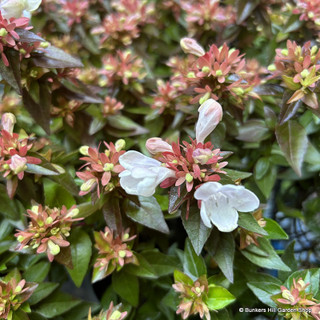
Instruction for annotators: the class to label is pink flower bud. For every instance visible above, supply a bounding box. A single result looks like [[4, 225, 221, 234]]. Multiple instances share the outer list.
[[9, 155, 27, 174], [180, 38, 205, 57], [195, 99, 223, 143], [192, 148, 213, 165], [1, 112, 16, 134], [146, 138, 173, 155]]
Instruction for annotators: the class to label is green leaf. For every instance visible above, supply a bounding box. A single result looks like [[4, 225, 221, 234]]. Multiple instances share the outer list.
[[236, 120, 270, 142], [16, 29, 45, 43], [275, 120, 308, 176], [125, 253, 158, 279], [173, 270, 193, 286], [107, 115, 148, 136], [238, 213, 268, 235], [263, 218, 288, 240], [32, 46, 83, 68], [43, 179, 75, 208], [236, 0, 260, 24], [255, 166, 277, 198], [24, 261, 50, 282], [12, 309, 29, 320], [35, 292, 81, 318], [25, 164, 59, 176], [22, 89, 50, 134], [254, 157, 270, 180], [224, 169, 252, 182], [206, 231, 235, 283], [279, 241, 298, 282], [181, 207, 211, 255], [183, 239, 207, 280], [247, 282, 280, 307], [168, 186, 187, 214], [112, 269, 139, 307], [28, 282, 59, 305], [66, 228, 92, 287], [279, 93, 302, 125], [126, 196, 169, 234], [241, 238, 291, 271], [141, 250, 180, 277], [282, 14, 304, 33], [205, 285, 236, 310], [0, 54, 21, 93]]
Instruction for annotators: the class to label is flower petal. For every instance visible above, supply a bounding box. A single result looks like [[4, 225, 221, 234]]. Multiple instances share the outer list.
[[119, 150, 160, 170], [220, 185, 260, 212], [204, 200, 239, 232], [194, 182, 222, 201]]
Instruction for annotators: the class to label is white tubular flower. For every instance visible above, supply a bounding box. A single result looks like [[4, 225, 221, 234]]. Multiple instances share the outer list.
[[119, 151, 176, 197], [0, 0, 42, 19], [180, 38, 205, 57], [195, 99, 223, 143], [194, 182, 260, 232]]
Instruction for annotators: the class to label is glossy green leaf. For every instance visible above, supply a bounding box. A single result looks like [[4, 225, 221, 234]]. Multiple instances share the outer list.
[[181, 207, 211, 255], [29, 282, 59, 305], [247, 282, 280, 307], [264, 218, 288, 240], [24, 261, 50, 282], [238, 213, 268, 235], [66, 228, 92, 287], [205, 285, 236, 310], [112, 269, 139, 307], [183, 239, 207, 280], [126, 196, 169, 234], [275, 120, 308, 176]]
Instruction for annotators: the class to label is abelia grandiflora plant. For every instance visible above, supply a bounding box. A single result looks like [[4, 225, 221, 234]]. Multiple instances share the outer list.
[[181, 0, 236, 37], [76, 140, 126, 199], [15, 204, 82, 262], [272, 278, 318, 320], [92, 0, 154, 49], [100, 50, 146, 90], [173, 272, 210, 320], [88, 302, 127, 320], [0, 277, 37, 320], [0, 113, 42, 198], [293, 0, 320, 29], [178, 38, 260, 113], [119, 99, 260, 232], [271, 40, 320, 109], [59, 0, 89, 27], [92, 227, 136, 282], [172, 270, 235, 320]]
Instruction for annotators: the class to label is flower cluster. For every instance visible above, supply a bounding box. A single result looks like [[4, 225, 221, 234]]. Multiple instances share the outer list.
[[181, 0, 236, 36], [271, 40, 320, 108], [0, 113, 42, 198], [293, 0, 320, 29], [173, 272, 210, 320], [92, 0, 154, 49], [273, 278, 318, 320], [0, 13, 31, 65], [51, 99, 83, 127], [88, 302, 127, 320], [76, 140, 126, 198], [93, 227, 136, 282], [0, 277, 37, 320], [119, 99, 260, 232], [178, 40, 260, 109], [102, 97, 124, 117], [15, 204, 82, 262], [59, 0, 89, 27], [100, 50, 146, 90], [151, 79, 188, 114]]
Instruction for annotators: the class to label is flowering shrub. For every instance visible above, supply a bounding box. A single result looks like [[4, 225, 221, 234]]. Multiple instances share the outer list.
[[0, 0, 319, 319]]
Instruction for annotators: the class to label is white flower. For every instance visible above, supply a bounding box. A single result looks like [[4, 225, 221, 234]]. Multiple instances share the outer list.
[[195, 99, 223, 143], [194, 182, 260, 232], [0, 0, 41, 19], [119, 151, 176, 197]]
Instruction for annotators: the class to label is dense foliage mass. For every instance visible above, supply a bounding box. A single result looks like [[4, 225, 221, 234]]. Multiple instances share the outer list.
[[0, 0, 320, 319]]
